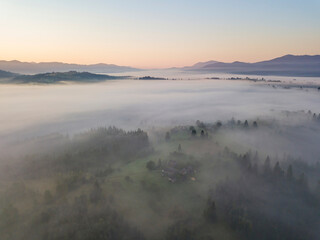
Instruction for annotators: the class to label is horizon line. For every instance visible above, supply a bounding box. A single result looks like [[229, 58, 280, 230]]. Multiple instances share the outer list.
[[1, 53, 320, 70]]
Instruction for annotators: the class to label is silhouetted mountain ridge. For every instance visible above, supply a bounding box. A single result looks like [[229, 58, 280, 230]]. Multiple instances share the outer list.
[[0, 60, 140, 74], [185, 55, 320, 77]]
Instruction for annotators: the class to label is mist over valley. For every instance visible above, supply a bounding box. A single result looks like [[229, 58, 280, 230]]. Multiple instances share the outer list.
[[1, 69, 320, 240]]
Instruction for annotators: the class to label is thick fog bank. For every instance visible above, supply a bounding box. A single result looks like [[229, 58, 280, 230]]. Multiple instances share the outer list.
[[1, 79, 320, 140], [1, 76, 320, 240]]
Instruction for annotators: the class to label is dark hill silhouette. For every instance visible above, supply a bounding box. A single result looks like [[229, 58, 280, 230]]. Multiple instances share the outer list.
[[0, 60, 140, 74], [0, 69, 18, 78], [12, 71, 127, 84], [184, 55, 320, 77]]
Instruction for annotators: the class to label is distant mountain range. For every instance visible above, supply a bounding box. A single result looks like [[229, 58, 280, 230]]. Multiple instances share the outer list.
[[183, 55, 320, 77], [10, 71, 126, 84], [1, 55, 320, 78], [0, 60, 140, 74]]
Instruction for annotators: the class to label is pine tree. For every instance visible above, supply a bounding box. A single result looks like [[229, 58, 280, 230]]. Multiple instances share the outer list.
[[165, 131, 171, 141], [286, 165, 293, 181], [263, 156, 271, 176]]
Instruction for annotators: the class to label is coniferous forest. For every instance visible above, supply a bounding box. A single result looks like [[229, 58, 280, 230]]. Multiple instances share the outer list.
[[1, 111, 320, 240]]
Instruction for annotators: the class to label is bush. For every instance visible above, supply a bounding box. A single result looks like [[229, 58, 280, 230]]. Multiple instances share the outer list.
[[146, 160, 156, 171]]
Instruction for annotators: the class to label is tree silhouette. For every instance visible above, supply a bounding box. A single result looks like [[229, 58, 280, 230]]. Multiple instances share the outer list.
[[201, 130, 205, 137], [286, 165, 293, 181], [191, 129, 197, 136], [146, 160, 156, 171], [165, 132, 171, 141], [263, 156, 271, 176]]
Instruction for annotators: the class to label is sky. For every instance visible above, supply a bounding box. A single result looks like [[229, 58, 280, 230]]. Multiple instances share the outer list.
[[0, 0, 319, 68]]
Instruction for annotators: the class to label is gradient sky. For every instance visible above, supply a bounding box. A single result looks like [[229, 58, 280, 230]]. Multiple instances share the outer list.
[[0, 0, 319, 68]]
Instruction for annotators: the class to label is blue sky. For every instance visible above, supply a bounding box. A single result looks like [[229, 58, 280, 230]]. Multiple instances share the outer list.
[[0, 0, 319, 68]]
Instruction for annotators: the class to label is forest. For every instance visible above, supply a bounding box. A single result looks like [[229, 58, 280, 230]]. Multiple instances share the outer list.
[[0, 111, 320, 240]]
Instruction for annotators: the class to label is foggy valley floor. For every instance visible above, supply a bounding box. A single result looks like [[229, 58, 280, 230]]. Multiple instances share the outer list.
[[1, 77, 320, 240], [2, 0, 320, 239]]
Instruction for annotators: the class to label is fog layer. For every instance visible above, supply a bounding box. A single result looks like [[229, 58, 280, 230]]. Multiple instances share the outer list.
[[1, 78, 319, 138], [1, 73, 320, 240]]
